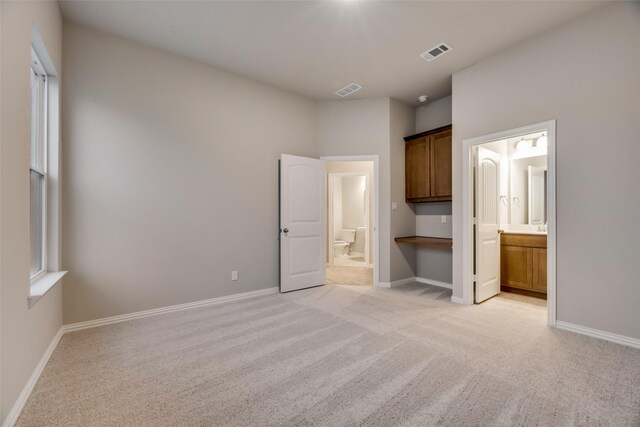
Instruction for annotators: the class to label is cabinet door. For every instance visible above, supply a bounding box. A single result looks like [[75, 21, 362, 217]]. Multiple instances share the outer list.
[[406, 137, 430, 200], [430, 129, 452, 198], [532, 248, 547, 293], [500, 245, 532, 289]]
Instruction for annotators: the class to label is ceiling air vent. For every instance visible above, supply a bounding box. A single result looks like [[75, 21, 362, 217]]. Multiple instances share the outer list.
[[420, 43, 453, 62], [335, 83, 362, 97]]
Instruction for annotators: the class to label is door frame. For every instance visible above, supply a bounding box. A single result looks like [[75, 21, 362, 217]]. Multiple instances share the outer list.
[[461, 120, 556, 326], [321, 155, 379, 288], [327, 172, 370, 266]]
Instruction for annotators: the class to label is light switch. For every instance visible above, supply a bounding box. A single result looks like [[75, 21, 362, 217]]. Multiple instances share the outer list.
[[391, 202, 398, 211], [441, 216, 447, 223], [231, 271, 238, 281]]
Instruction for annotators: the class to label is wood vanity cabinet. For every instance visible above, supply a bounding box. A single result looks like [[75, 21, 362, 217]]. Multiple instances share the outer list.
[[532, 248, 547, 293], [404, 125, 452, 202], [500, 233, 547, 296]]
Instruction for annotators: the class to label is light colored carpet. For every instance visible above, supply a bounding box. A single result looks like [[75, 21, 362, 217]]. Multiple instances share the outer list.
[[326, 266, 373, 286], [17, 283, 640, 426]]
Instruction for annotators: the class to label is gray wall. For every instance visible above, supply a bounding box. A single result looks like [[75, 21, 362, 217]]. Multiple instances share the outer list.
[[415, 95, 452, 134], [0, 1, 63, 421], [415, 203, 452, 284], [389, 99, 417, 282], [414, 96, 454, 284], [452, 2, 640, 339], [316, 98, 417, 284], [62, 24, 317, 324], [316, 98, 393, 283]]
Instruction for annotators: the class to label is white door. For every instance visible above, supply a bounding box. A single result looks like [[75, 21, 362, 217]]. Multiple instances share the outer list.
[[475, 147, 501, 303], [280, 154, 326, 292]]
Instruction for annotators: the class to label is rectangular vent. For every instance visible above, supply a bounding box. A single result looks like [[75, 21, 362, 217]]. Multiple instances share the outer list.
[[335, 83, 362, 97], [420, 43, 453, 62]]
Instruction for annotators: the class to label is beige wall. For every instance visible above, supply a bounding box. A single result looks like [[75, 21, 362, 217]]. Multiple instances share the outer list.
[[341, 176, 366, 232], [452, 2, 640, 339], [0, 0, 63, 421], [62, 24, 317, 324]]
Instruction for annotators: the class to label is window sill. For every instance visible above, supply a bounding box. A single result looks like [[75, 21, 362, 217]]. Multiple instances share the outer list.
[[29, 271, 67, 308]]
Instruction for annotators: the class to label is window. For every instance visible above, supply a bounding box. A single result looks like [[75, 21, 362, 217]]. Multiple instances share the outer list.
[[30, 48, 48, 280], [28, 31, 66, 306]]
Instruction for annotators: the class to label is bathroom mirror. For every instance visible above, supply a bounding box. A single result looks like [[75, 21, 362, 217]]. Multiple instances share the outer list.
[[528, 165, 547, 225], [510, 155, 547, 225]]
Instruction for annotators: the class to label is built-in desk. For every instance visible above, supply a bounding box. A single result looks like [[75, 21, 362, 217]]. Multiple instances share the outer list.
[[394, 236, 453, 250]]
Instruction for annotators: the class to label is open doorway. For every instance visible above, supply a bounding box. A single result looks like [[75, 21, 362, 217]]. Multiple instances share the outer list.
[[462, 121, 556, 326], [323, 157, 377, 287]]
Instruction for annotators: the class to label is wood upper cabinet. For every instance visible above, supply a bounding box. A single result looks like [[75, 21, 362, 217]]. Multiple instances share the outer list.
[[430, 129, 452, 198], [405, 137, 429, 200], [404, 125, 452, 203], [500, 233, 547, 295]]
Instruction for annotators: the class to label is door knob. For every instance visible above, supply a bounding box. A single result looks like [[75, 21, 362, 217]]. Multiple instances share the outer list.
[[282, 228, 289, 234]]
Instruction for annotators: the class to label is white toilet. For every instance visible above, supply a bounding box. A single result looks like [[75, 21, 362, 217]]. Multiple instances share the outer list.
[[333, 229, 356, 257]]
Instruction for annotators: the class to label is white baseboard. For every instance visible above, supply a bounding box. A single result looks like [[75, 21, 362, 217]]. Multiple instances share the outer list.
[[378, 277, 453, 290], [415, 277, 452, 290], [2, 327, 64, 427], [555, 321, 640, 349], [377, 277, 415, 288], [63, 287, 279, 333], [451, 296, 466, 305]]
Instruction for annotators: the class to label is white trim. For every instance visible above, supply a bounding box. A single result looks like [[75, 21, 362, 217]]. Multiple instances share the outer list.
[[451, 296, 466, 304], [327, 174, 335, 265], [556, 321, 640, 350], [2, 327, 63, 427], [321, 155, 380, 288], [415, 277, 452, 289], [377, 276, 415, 288], [460, 120, 557, 327], [63, 287, 278, 333], [379, 277, 453, 290], [28, 271, 67, 308]]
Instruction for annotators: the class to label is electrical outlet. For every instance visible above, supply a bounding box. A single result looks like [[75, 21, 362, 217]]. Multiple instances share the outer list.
[[391, 202, 398, 211], [231, 271, 238, 281], [441, 216, 447, 223]]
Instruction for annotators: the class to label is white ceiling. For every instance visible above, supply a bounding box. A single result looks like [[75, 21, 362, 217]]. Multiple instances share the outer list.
[[59, 0, 607, 106]]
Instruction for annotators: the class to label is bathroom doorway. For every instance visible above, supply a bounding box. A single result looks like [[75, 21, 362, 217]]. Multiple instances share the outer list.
[[461, 120, 556, 326], [323, 158, 377, 287]]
